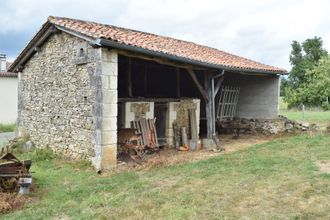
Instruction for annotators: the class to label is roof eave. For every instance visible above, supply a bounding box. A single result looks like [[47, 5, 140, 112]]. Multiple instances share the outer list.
[[98, 38, 287, 75], [9, 23, 56, 72], [9, 24, 101, 73]]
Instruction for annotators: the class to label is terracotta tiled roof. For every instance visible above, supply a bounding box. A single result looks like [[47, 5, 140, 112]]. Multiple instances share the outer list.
[[48, 16, 286, 74], [10, 16, 287, 74]]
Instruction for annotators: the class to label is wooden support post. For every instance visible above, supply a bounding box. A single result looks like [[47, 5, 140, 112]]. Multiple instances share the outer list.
[[186, 68, 209, 102], [214, 76, 225, 96], [204, 73, 213, 138], [176, 68, 181, 98], [186, 68, 215, 138], [127, 57, 132, 97]]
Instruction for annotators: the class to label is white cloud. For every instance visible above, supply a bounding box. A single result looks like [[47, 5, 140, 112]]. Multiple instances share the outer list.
[[1, 0, 330, 70]]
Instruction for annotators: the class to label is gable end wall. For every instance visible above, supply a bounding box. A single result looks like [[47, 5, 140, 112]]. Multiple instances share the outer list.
[[19, 32, 116, 164]]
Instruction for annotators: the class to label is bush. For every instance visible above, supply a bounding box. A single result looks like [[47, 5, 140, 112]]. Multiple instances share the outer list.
[[321, 102, 330, 111]]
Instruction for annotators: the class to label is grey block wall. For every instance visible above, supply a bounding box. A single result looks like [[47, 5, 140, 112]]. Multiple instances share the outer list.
[[224, 73, 280, 119]]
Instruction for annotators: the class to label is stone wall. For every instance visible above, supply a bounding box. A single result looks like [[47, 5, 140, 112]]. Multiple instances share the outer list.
[[167, 99, 200, 146], [19, 32, 118, 170], [218, 115, 317, 135]]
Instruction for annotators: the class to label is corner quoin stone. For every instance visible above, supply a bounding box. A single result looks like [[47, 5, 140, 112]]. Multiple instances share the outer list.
[[99, 48, 118, 171]]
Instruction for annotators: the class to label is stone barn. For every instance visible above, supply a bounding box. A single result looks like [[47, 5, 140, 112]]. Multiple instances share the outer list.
[[9, 16, 287, 171]]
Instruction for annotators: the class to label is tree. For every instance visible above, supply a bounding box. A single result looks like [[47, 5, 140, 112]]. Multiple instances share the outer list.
[[284, 37, 328, 107], [288, 37, 327, 88], [285, 55, 330, 108]]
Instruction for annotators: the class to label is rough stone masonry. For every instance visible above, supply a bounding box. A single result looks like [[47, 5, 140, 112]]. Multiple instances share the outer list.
[[18, 32, 118, 171]]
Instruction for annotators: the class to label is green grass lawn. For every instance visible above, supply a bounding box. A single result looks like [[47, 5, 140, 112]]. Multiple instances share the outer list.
[[280, 110, 330, 125], [279, 97, 330, 126], [0, 123, 16, 133], [2, 134, 330, 219]]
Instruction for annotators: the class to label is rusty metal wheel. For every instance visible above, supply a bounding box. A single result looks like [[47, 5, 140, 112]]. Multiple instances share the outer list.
[[0, 177, 18, 192]]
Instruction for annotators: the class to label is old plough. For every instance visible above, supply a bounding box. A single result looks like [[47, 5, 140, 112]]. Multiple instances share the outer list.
[[118, 118, 159, 163], [0, 152, 32, 193]]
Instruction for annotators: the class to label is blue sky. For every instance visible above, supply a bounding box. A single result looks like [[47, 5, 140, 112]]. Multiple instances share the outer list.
[[1, 0, 330, 70]]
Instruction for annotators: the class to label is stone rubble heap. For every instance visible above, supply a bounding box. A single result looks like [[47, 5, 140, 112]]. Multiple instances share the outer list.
[[219, 115, 318, 135]]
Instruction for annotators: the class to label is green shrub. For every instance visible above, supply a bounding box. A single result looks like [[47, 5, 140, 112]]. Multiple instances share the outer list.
[[321, 102, 330, 111]]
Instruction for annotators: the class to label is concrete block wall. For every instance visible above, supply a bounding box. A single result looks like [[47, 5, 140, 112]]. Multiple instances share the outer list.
[[225, 74, 280, 119]]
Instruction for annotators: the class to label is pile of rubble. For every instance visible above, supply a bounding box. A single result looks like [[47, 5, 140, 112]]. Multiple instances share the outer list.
[[219, 115, 318, 135]]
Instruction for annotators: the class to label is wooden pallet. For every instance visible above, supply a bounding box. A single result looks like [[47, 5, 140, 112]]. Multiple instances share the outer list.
[[131, 118, 159, 149]]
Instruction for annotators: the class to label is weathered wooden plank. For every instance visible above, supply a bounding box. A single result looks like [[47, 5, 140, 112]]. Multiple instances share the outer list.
[[187, 68, 209, 103], [204, 73, 213, 138], [140, 119, 148, 146], [150, 118, 159, 147], [189, 109, 198, 140]]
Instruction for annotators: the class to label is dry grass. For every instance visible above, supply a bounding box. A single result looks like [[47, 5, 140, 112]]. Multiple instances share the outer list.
[[115, 134, 274, 172]]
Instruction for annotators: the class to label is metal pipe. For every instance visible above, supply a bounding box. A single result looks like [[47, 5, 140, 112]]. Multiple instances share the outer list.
[[211, 70, 225, 136]]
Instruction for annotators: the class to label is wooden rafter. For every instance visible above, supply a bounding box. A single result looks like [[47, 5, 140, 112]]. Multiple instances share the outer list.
[[186, 68, 210, 102], [118, 50, 208, 70]]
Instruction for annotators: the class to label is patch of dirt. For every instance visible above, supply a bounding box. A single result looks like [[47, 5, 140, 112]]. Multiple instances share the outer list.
[[315, 160, 330, 174], [113, 134, 274, 173], [221, 134, 273, 153], [0, 193, 32, 214]]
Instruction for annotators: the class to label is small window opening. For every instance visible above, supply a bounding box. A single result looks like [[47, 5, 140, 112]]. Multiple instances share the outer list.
[[79, 48, 85, 57]]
